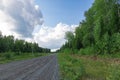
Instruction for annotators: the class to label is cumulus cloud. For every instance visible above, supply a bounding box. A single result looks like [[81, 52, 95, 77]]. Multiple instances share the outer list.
[[33, 23, 78, 50], [0, 0, 78, 50], [0, 0, 43, 38]]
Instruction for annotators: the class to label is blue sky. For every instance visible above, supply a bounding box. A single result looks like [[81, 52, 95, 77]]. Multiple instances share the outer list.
[[35, 0, 94, 26], [0, 0, 94, 50]]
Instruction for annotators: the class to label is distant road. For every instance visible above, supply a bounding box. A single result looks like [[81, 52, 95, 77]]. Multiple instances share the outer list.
[[0, 54, 59, 80]]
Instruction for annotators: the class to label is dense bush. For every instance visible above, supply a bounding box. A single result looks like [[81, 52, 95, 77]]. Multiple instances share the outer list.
[[78, 47, 95, 55], [3, 52, 13, 59]]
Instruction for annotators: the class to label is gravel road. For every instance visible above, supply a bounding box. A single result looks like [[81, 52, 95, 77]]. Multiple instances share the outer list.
[[0, 54, 59, 80]]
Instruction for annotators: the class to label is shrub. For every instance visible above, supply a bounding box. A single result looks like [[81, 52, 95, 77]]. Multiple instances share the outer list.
[[62, 48, 73, 54], [3, 53, 12, 59], [78, 47, 95, 55]]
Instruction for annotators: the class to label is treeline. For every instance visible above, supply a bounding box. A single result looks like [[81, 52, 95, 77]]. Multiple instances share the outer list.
[[61, 0, 120, 54], [0, 33, 50, 53]]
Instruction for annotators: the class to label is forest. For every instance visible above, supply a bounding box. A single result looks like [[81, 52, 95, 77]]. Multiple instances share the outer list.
[[0, 32, 50, 54], [60, 0, 120, 55]]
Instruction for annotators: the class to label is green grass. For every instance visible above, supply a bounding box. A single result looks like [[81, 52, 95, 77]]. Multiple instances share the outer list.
[[58, 53, 120, 80], [0, 52, 49, 64], [58, 53, 86, 80]]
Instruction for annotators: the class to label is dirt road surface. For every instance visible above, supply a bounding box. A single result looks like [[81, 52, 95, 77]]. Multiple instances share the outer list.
[[0, 54, 59, 80]]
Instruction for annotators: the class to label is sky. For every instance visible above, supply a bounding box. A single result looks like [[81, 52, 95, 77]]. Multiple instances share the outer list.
[[0, 0, 94, 51], [35, 0, 94, 26]]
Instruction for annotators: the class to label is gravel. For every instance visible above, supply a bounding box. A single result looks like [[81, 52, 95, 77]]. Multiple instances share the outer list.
[[0, 54, 59, 80]]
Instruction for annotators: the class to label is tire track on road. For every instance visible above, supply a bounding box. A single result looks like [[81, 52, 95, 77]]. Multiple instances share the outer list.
[[0, 54, 59, 80]]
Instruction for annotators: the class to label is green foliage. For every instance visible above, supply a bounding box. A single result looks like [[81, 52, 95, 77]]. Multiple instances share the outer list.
[[60, 0, 120, 55], [74, 27, 83, 49], [61, 48, 78, 54], [107, 64, 120, 80], [58, 53, 120, 80], [78, 47, 95, 55], [65, 31, 74, 43], [111, 33, 120, 53], [0, 52, 49, 64], [0, 34, 50, 54], [82, 33, 94, 47], [3, 52, 13, 59], [0, 34, 50, 64], [103, 32, 111, 54], [62, 48, 73, 54], [58, 53, 86, 80], [94, 17, 102, 42], [65, 31, 74, 49]]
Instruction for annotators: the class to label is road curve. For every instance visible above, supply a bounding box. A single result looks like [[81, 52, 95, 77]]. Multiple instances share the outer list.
[[0, 54, 59, 80]]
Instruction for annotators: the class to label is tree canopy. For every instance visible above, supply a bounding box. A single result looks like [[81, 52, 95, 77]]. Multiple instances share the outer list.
[[0, 33, 50, 53], [60, 0, 120, 54]]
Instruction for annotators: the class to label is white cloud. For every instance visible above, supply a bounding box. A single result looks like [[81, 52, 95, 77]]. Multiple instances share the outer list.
[[0, 0, 78, 50], [0, 0, 43, 38], [33, 23, 78, 50]]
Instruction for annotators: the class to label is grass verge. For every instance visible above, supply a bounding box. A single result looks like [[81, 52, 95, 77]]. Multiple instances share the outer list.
[[0, 52, 49, 64], [58, 53, 120, 80]]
